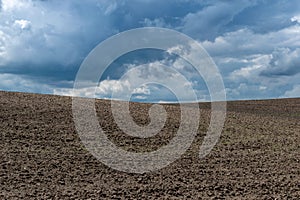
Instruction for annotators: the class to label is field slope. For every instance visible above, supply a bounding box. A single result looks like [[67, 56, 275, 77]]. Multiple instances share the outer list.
[[0, 91, 299, 199]]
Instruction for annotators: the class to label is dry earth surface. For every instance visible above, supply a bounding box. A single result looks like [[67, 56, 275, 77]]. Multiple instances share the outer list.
[[0, 91, 299, 199]]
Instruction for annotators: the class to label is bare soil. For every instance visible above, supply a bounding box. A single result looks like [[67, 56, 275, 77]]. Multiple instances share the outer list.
[[0, 91, 299, 199]]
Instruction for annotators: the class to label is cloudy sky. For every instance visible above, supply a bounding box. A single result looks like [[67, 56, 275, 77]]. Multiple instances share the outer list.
[[0, 0, 299, 102]]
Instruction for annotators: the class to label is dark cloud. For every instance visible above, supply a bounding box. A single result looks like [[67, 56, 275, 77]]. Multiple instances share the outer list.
[[0, 0, 299, 100], [0, 0, 205, 80], [229, 0, 300, 34], [180, 0, 257, 41], [180, 0, 300, 41], [0, 62, 78, 82], [103, 0, 204, 31]]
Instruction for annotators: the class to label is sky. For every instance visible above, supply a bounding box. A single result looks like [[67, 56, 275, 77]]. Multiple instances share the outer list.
[[0, 0, 299, 102]]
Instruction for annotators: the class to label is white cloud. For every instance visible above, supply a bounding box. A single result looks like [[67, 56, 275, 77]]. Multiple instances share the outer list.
[[98, 79, 130, 95], [1, 0, 28, 11], [198, 22, 300, 100], [291, 15, 300, 23], [231, 65, 262, 79], [111, 62, 200, 102], [227, 54, 271, 79], [142, 18, 168, 27], [0, 30, 8, 59], [104, 1, 118, 15], [202, 25, 300, 57], [261, 48, 300, 76], [54, 86, 97, 98], [132, 86, 151, 95], [259, 86, 267, 91], [0, 73, 53, 94], [281, 85, 300, 98], [14, 19, 31, 30], [55, 57, 206, 102]]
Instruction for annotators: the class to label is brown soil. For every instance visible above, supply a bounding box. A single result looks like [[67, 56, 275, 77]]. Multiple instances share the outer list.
[[0, 91, 299, 199]]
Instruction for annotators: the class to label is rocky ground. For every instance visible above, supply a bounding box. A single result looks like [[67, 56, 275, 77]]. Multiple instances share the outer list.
[[0, 91, 299, 199]]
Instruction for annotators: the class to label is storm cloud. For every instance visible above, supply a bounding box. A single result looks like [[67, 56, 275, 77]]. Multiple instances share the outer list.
[[0, 0, 299, 101]]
